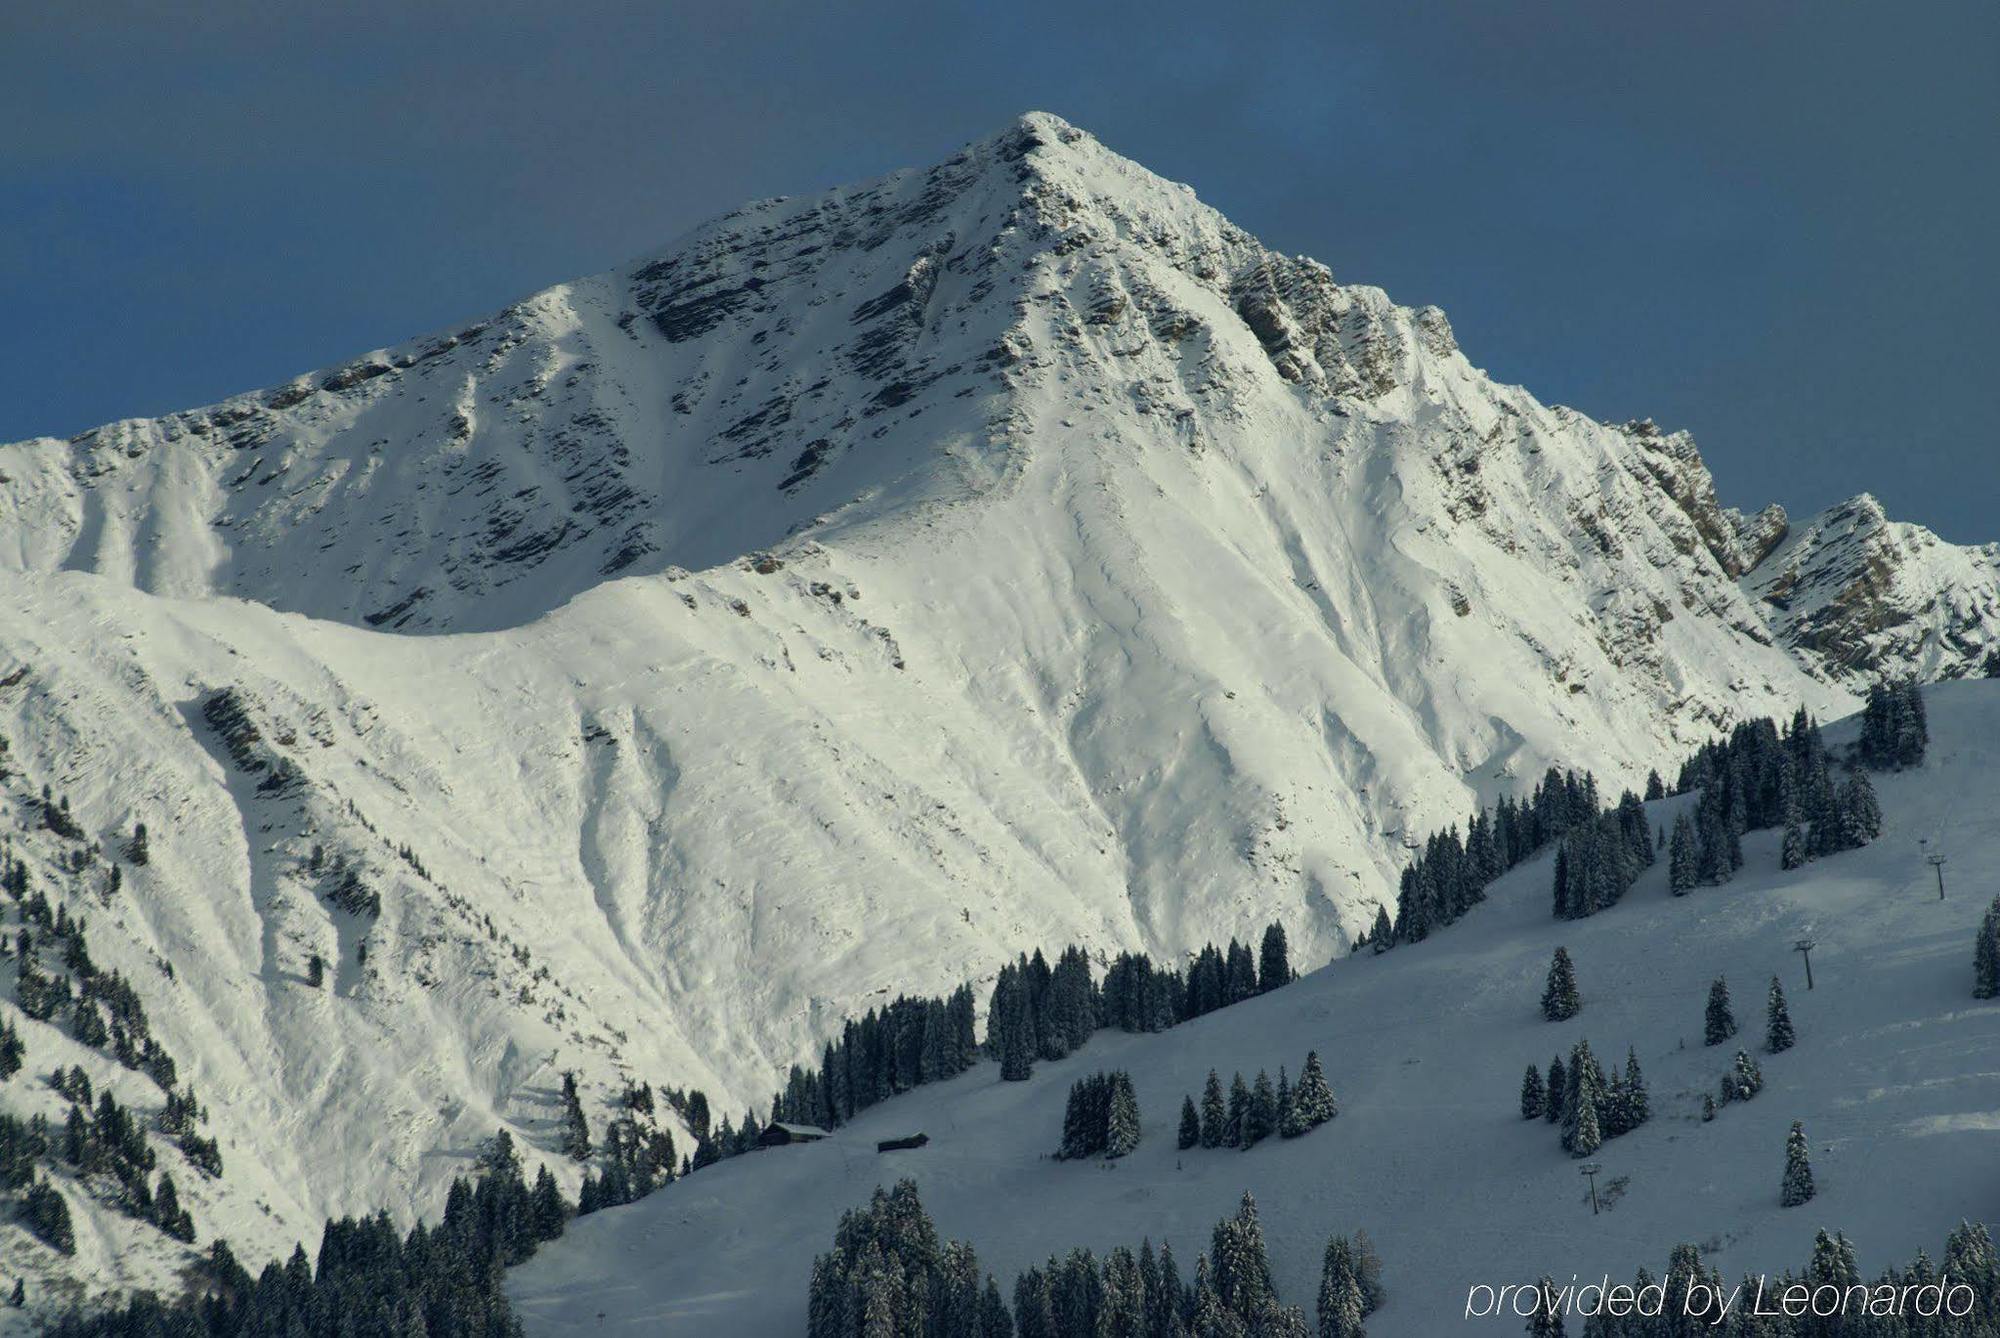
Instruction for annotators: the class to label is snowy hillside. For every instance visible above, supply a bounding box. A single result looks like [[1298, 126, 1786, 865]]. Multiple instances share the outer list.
[[1, 113, 1996, 1317], [509, 681, 2000, 1336]]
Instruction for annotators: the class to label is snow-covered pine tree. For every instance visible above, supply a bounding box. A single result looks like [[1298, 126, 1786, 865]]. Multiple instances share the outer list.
[[1668, 814, 1696, 895], [559, 1071, 592, 1161], [1780, 1121, 1815, 1206], [1293, 1050, 1338, 1127], [1721, 1049, 1763, 1104], [1179, 1095, 1200, 1150], [1259, 923, 1292, 992], [1766, 976, 1796, 1053], [1540, 946, 1581, 1021], [1525, 1275, 1567, 1338], [1520, 1064, 1545, 1120], [1544, 1055, 1566, 1124], [1368, 905, 1393, 954], [1105, 1074, 1141, 1159], [1246, 1070, 1278, 1146], [1975, 895, 2000, 999], [1781, 822, 1807, 871], [1276, 1067, 1300, 1139], [1200, 1070, 1227, 1149], [1622, 1047, 1650, 1129], [1317, 1236, 1366, 1338], [1704, 977, 1737, 1046], [1226, 1072, 1250, 1148]]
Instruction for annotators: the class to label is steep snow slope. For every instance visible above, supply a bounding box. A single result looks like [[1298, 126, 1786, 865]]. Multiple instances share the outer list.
[[1746, 493, 2000, 686], [509, 682, 2000, 1337], [0, 114, 1993, 1313]]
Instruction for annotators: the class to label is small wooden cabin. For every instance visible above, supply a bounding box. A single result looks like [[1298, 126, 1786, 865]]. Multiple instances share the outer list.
[[757, 1122, 830, 1148]]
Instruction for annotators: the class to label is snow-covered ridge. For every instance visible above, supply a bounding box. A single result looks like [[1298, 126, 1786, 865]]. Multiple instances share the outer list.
[[1, 112, 1995, 1314]]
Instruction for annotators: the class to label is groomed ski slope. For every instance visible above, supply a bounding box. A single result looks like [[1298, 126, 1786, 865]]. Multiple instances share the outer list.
[[509, 681, 2000, 1335]]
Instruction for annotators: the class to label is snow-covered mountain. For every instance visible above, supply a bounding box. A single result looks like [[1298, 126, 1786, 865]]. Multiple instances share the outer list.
[[1745, 493, 2000, 686], [1, 113, 1995, 1312], [508, 682, 2000, 1337]]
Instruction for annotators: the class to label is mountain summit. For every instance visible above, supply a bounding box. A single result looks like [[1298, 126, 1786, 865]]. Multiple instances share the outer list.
[[1, 113, 1995, 1307]]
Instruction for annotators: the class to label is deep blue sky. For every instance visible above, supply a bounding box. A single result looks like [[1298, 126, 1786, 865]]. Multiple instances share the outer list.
[[4, 3, 1994, 540]]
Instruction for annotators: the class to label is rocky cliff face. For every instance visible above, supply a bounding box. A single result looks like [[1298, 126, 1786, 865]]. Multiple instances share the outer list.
[[0, 113, 1992, 1308]]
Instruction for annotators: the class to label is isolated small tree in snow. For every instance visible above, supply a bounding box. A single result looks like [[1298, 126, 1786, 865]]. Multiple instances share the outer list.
[[127, 822, 149, 866], [1780, 1121, 1815, 1206], [1179, 1095, 1201, 1150], [1701, 1093, 1716, 1122], [1766, 976, 1795, 1053], [1975, 895, 2000, 999], [1293, 1050, 1338, 1127], [1721, 1049, 1763, 1104], [307, 953, 325, 989], [1704, 977, 1737, 1046], [1541, 947, 1581, 1021], [1200, 1070, 1227, 1149], [1520, 1064, 1545, 1120]]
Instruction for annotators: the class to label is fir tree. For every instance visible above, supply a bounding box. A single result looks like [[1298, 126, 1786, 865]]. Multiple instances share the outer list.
[[1780, 1121, 1815, 1206], [1701, 1093, 1716, 1122], [1766, 976, 1796, 1053], [1544, 1055, 1565, 1124], [1540, 947, 1581, 1021], [1569, 1074, 1601, 1159], [1621, 1047, 1649, 1129], [559, 1071, 592, 1161], [1668, 814, 1697, 895], [1259, 922, 1292, 992], [1976, 895, 2000, 999], [1226, 1072, 1251, 1149], [1525, 1275, 1568, 1338], [1293, 1051, 1338, 1127], [1200, 1070, 1227, 1149], [24, 1178, 74, 1254], [1704, 977, 1737, 1046], [1105, 1074, 1141, 1159], [1179, 1095, 1201, 1150], [1721, 1049, 1763, 1104], [1245, 1070, 1278, 1146], [1368, 905, 1393, 954], [1519, 1064, 1545, 1120], [307, 953, 325, 989], [1317, 1236, 1366, 1338], [1780, 822, 1807, 870]]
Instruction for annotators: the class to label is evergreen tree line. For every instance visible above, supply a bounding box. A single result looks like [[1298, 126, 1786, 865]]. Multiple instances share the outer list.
[[1666, 708, 1881, 893], [809, 1178, 1383, 1338], [1858, 679, 1929, 771], [1180, 1051, 1338, 1154], [1524, 1219, 1999, 1336], [1551, 790, 1656, 920], [1519, 1038, 1649, 1160], [1056, 1070, 1141, 1160], [43, 1130, 571, 1338], [1379, 768, 1605, 947]]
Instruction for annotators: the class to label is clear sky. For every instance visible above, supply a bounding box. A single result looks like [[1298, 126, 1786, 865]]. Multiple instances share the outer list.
[[3, 2, 1994, 541]]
